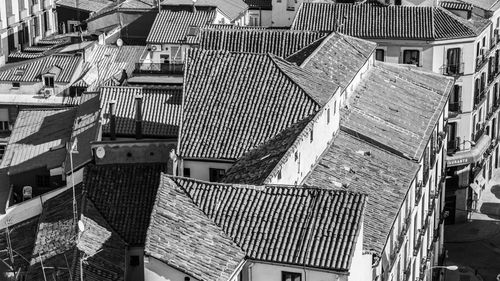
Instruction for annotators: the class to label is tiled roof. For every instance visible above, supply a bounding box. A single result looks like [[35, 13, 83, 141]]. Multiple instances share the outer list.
[[145, 175, 246, 281], [181, 49, 336, 160], [162, 0, 248, 21], [89, 0, 156, 18], [342, 62, 453, 161], [0, 108, 76, 174], [0, 54, 81, 82], [440, 1, 473, 11], [222, 116, 312, 184], [8, 52, 44, 60], [56, 0, 114, 12], [147, 7, 216, 44], [28, 185, 127, 281], [100, 85, 182, 138], [291, 2, 486, 40], [0, 216, 39, 274], [291, 32, 376, 88], [198, 28, 328, 58], [83, 163, 169, 245], [73, 45, 144, 91], [304, 131, 419, 255], [170, 177, 366, 271], [64, 94, 100, 173], [458, 0, 500, 11]]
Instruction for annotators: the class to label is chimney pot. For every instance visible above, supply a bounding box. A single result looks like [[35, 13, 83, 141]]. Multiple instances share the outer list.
[[109, 100, 117, 140], [135, 95, 143, 139]]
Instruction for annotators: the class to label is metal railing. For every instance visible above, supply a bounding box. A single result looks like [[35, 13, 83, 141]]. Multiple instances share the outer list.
[[134, 62, 184, 75], [472, 125, 485, 143], [440, 63, 464, 76], [476, 52, 490, 71]]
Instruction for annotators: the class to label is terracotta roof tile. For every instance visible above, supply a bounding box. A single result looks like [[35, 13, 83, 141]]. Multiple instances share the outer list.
[[161, 0, 248, 21], [180, 49, 335, 160], [0, 54, 81, 83], [145, 175, 246, 281], [169, 177, 366, 272], [304, 131, 420, 255], [147, 7, 216, 44], [342, 62, 453, 161], [83, 163, 169, 245], [100, 85, 182, 138], [291, 2, 486, 40], [292, 32, 376, 88], [56, 0, 114, 12], [198, 28, 327, 57]]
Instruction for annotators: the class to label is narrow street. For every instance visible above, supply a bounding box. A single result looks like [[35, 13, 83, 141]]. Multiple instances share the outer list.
[[445, 169, 500, 281]]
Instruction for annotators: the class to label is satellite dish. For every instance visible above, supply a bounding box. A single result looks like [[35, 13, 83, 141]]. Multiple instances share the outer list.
[[78, 220, 85, 232], [116, 38, 123, 47], [96, 146, 106, 159]]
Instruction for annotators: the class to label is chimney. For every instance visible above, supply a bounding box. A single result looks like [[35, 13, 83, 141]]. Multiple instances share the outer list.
[[135, 95, 143, 139], [109, 100, 117, 141]]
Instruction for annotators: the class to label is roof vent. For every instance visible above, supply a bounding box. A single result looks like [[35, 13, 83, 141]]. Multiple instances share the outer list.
[[344, 166, 355, 174]]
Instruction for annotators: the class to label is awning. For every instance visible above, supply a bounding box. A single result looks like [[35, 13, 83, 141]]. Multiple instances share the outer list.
[[446, 135, 491, 167]]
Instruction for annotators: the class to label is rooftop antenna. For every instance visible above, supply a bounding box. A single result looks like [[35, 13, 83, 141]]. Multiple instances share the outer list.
[[69, 138, 79, 238]]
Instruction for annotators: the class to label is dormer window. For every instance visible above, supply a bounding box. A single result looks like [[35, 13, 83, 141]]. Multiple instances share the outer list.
[[44, 75, 54, 88]]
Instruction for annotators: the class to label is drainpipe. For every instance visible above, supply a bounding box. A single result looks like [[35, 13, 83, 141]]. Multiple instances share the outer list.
[[109, 100, 116, 140], [135, 95, 143, 139]]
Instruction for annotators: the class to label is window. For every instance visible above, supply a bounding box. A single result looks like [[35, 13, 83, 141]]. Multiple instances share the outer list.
[[294, 151, 299, 161], [171, 46, 182, 63], [286, 0, 295, 10], [129, 255, 140, 266], [43, 11, 49, 32], [277, 169, 282, 180], [403, 50, 420, 66], [12, 82, 20, 88], [0, 145, 5, 159], [446, 48, 461, 74], [36, 175, 50, 187], [310, 126, 314, 142], [209, 168, 225, 182], [477, 42, 481, 57], [183, 168, 191, 178], [6, 0, 13, 16], [19, 0, 26, 10], [327, 108, 330, 124], [483, 36, 486, 47], [282, 272, 301, 281], [249, 14, 260, 26], [44, 76, 54, 88], [34, 16, 40, 37], [0, 121, 9, 131], [375, 49, 385, 61], [334, 100, 337, 115], [159, 54, 170, 64]]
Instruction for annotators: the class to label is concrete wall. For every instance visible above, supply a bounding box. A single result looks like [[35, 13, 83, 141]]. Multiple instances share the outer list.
[[248, 9, 272, 27], [271, 0, 302, 26], [267, 87, 341, 185], [144, 256, 199, 281], [181, 160, 233, 182], [242, 261, 347, 281], [348, 224, 373, 281]]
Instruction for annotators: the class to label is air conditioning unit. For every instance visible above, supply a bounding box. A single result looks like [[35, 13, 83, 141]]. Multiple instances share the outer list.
[[149, 44, 161, 51], [40, 87, 54, 98]]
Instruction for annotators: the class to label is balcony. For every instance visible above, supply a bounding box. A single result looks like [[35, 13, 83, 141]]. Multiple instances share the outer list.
[[472, 124, 485, 143], [7, 15, 16, 27], [473, 89, 487, 109], [476, 52, 490, 71], [440, 63, 464, 76], [32, 3, 40, 14], [428, 197, 436, 217], [413, 229, 424, 256], [415, 181, 423, 206], [447, 137, 460, 152], [448, 101, 462, 114], [134, 62, 184, 75], [20, 9, 29, 20]]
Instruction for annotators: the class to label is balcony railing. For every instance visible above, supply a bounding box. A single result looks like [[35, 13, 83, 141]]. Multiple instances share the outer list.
[[134, 62, 184, 75], [440, 63, 464, 76], [476, 52, 490, 71], [474, 89, 487, 109], [413, 229, 424, 256], [472, 125, 485, 143], [447, 137, 460, 152]]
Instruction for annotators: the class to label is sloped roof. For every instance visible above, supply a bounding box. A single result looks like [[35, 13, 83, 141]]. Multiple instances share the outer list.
[[147, 7, 217, 44], [290, 32, 376, 88], [100, 85, 182, 138], [222, 116, 313, 185], [56, 0, 113, 12], [145, 175, 246, 281], [342, 62, 453, 161], [243, 0, 271, 9], [180, 49, 336, 160], [162, 0, 248, 21], [83, 163, 169, 245], [0, 216, 39, 275], [167, 177, 366, 272], [89, 0, 156, 19], [439, 1, 473, 11], [0, 108, 76, 174], [458, 0, 500, 11], [73, 45, 144, 91], [291, 2, 488, 40], [64, 94, 101, 173], [0, 54, 82, 82], [198, 28, 328, 58], [304, 131, 420, 255], [28, 185, 127, 281]]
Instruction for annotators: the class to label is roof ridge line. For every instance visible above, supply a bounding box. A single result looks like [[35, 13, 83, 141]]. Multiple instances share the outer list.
[[298, 31, 335, 68], [269, 54, 322, 106]]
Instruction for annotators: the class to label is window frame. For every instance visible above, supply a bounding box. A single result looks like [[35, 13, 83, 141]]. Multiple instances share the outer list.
[[209, 168, 225, 182], [402, 49, 420, 66], [282, 271, 301, 281], [43, 75, 54, 88], [375, 49, 385, 62]]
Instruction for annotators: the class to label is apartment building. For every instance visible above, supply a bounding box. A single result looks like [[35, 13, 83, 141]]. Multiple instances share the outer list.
[[0, 0, 57, 66], [291, 1, 498, 224]]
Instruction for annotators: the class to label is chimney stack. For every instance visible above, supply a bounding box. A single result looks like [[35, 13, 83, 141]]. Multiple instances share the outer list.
[[135, 95, 143, 139], [109, 100, 117, 141]]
